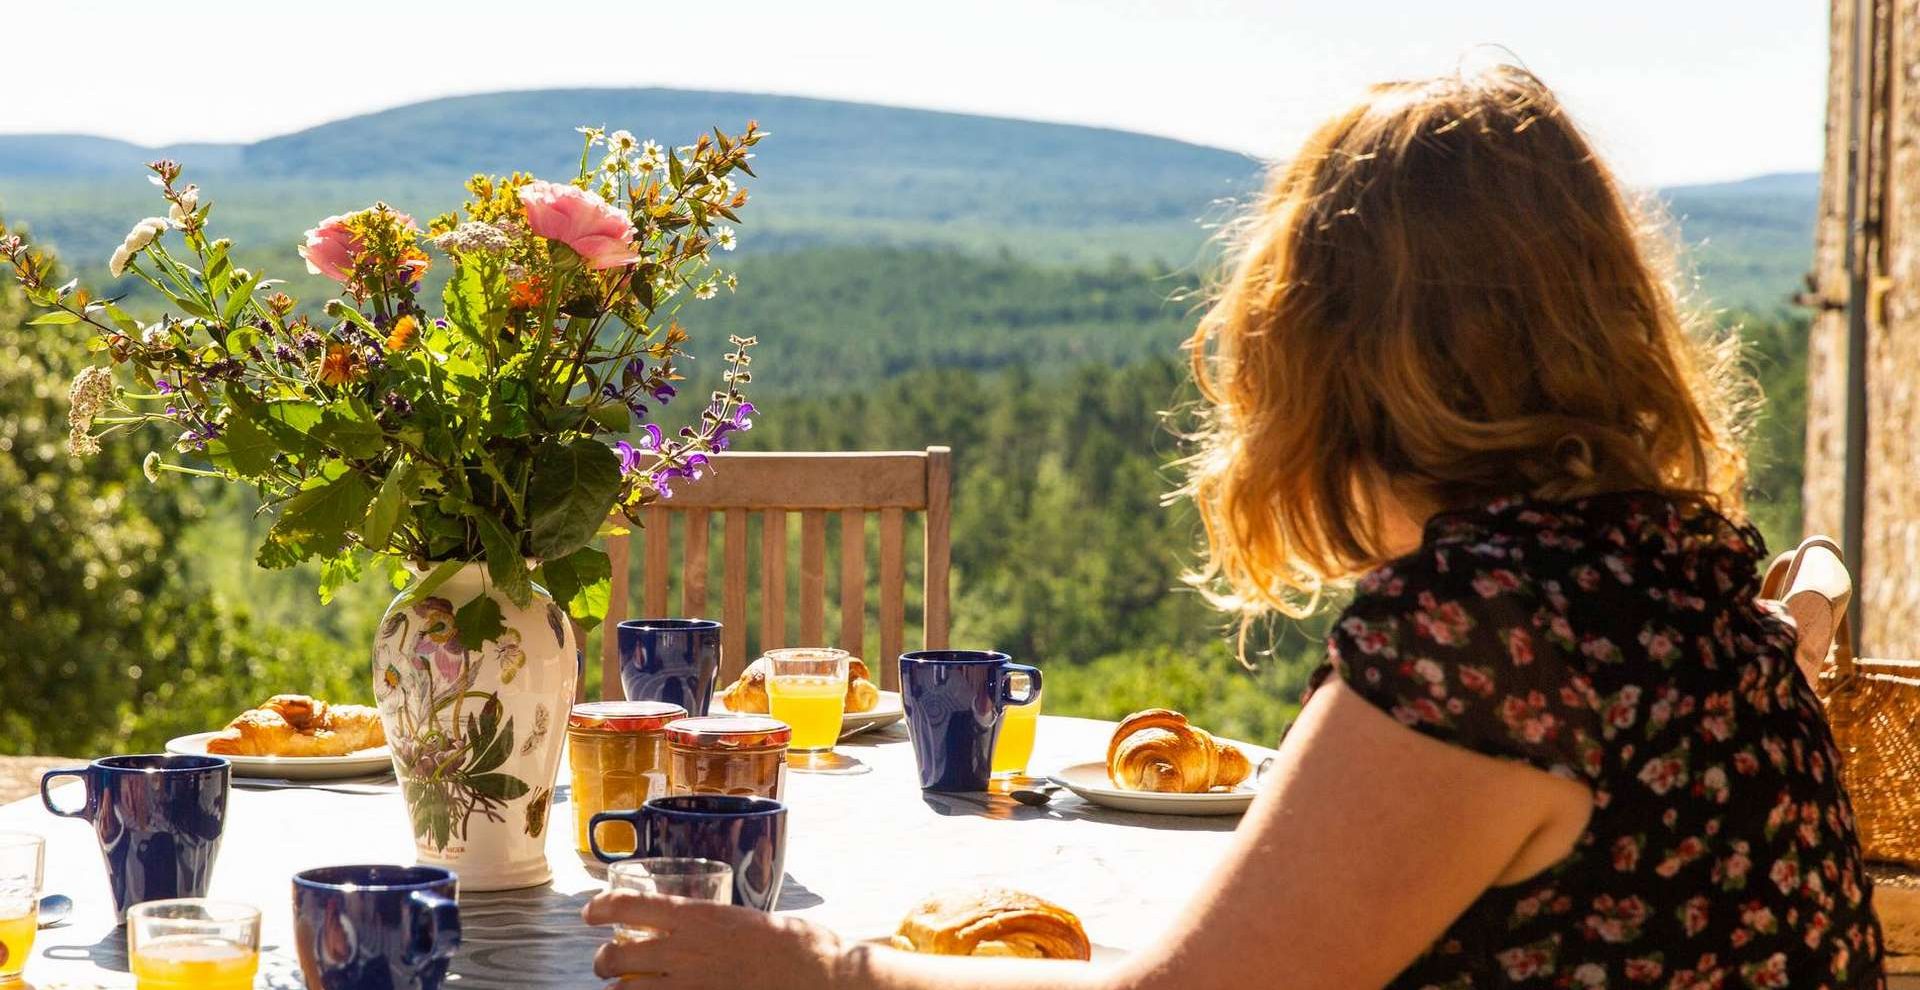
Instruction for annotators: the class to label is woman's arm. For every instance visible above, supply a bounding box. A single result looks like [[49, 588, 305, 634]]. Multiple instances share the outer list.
[[583, 681, 1593, 990]]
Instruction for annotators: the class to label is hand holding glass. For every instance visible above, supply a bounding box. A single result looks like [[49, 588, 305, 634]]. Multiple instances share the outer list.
[[607, 858, 733, 943]]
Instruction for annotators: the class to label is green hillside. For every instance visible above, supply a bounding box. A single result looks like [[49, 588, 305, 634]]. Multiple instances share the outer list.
[[1, 88, 1814, 308]]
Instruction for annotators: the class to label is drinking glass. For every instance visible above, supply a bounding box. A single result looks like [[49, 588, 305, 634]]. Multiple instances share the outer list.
[[127, 899, 261, 990], [990, 671, 1042, 777], [765, 647, 849, 770], [607, 858, 734, 942], [0, 832, 43, 986]]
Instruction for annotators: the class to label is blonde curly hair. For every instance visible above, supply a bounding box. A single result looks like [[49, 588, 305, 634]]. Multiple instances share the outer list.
[[1183, 66, 1751, 629]]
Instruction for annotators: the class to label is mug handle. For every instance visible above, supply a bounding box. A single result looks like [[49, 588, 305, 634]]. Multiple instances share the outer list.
[[588, 810, 648, 863], [39, 767, 92, 820], [404, 891, 462, 966], [997, 664, 1043, 707]]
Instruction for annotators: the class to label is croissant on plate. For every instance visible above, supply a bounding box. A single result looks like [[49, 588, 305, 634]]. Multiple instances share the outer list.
[[889, 888, 1091, 961], [719, 657, 880, 714], [1106, 708, 1251, 793], [205, 694, 387, 757]]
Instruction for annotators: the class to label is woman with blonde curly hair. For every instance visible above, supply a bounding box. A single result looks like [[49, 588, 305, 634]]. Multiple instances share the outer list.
[[582, 66, 1885, 989]]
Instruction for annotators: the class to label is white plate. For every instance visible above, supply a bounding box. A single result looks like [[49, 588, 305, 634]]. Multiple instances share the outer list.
[[857, 935, 1124, 965], [165, 732, 393, 780], [710, 690, 905, 740], [1047, 757, 1266, 817]]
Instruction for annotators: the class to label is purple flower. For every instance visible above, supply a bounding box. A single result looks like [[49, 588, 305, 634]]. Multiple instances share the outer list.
[[638, 424, 663, 451], [651, 383, 677, 404], [614, 441, 643, 475], [626, 399, 648, 419], [651, 472, 674, 499], [601, 384, 621, 401], [731, 402, 755, 430], [155, 380, 173, 394]]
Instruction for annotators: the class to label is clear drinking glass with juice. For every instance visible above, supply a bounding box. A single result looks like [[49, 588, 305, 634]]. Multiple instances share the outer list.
[[127, 899, 260, 990], [990, 670, 1041, 777], [765, 647, 849, 770], [0, 832, 42, 985]]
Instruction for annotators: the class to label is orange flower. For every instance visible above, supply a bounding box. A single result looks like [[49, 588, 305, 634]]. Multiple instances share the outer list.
[[386, 315, 419, 351], [509, 276, 546, 309], [318, 344, 363, 385]]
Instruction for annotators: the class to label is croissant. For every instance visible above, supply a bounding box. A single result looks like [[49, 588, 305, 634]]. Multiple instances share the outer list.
[[718, 657, 881, 714], [205, 695, 386, 757], [1106, 709, 1251, 793], [889, 888, 1091, 961]]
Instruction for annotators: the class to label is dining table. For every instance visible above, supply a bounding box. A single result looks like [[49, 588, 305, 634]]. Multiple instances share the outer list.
[[1, 715, 1259, 989]]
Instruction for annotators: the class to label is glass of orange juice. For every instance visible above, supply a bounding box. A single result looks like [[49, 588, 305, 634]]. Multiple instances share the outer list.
[[0, 832, 42, 986], [991, 670, 1042, 778], [765, 647, 849, 771], [127, 899, 260, 990]]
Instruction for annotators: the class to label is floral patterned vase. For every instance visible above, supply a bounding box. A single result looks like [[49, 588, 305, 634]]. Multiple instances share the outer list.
[[372, 562, 577, 891]]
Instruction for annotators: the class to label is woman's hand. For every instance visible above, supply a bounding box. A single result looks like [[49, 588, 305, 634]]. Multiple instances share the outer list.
[[582, 890, 845, 990]]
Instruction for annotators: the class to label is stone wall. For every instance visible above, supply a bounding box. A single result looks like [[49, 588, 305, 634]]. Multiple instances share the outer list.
[[1809, 0, 1920, 658]]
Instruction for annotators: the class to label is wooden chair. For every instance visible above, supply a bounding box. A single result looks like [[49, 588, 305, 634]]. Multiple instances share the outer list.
[[599, 448, 952, 696]]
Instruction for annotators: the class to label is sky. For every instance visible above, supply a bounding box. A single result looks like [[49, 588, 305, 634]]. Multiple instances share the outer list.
[[4, 0, 1827, 187]]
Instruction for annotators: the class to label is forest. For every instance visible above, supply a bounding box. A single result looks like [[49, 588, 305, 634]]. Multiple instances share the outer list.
[[0, 237, 1811, 755]]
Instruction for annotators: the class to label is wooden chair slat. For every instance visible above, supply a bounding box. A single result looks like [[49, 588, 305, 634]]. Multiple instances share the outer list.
[[644, 507, 670, 617], [603, 530, 630, 700], [839, 509, 865, 658], [924, 447, 952, 651], [879, 506, 906, 690], [800, 510, 827, 645], [761, 511, 788, 653], [646, 451, 932, 510], [722, 509, 750, 682], [683, 509, 710, 616]]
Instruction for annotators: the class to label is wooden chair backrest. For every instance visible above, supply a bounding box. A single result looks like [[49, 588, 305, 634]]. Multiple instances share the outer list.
[[600, 448, 951, 695]]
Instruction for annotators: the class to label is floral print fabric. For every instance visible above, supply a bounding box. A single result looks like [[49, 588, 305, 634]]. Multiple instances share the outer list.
[[1310, 492, 1883, 989]]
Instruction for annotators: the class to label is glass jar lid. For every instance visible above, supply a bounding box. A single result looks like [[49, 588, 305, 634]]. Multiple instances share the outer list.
[[568, 701, 687, 733], [665, 715, 792, 749]]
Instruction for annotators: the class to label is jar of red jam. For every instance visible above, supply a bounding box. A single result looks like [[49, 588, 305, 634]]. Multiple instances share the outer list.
[[665, 715, 791, 799], [568, 701, 687, 860]]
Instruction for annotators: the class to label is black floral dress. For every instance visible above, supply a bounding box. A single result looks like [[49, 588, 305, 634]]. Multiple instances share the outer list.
[[1308, 492, 1883, 989]]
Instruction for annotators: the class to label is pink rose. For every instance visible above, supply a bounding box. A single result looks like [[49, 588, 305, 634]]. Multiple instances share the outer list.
[[518, 180, 641, 269], [299, 209, 420, 284]]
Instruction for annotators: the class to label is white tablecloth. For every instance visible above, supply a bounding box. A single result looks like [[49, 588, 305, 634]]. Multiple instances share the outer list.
[[3, 716, 1249, 988]]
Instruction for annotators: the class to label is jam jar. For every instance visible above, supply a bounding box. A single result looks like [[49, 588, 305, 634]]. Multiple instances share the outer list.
[[665, 715, 792, 799], [568, 701, 686, 859]]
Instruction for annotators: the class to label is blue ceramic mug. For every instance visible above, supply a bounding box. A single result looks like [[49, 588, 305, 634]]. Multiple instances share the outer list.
[[618, 618, 723, 716], [293, 865, 462, 990], [899, 650, 1043, 792], [40, 754, 230, 917], [589, 795, 787, 911]]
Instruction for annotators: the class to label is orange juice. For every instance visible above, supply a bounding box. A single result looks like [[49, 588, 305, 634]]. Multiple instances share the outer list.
[[992, 695, 1042, 775], [0, 909, 33, 983], [768, 675, 845, 752], [131, 936, 258, 990]]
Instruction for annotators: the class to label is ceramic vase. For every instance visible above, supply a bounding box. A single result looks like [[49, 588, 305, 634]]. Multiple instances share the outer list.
[[371, 562, 577, 891]]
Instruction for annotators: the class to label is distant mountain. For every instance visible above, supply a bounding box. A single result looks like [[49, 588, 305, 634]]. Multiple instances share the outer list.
[[0, 90, 1815, 307]]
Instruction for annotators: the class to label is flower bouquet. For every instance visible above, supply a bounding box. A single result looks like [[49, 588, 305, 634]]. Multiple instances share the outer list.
[[1, 121, 766, 888]]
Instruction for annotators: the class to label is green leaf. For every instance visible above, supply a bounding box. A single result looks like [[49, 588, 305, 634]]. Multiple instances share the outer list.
[[312, 398, 383, 459], [175, 297, 218, 322], [26, 311, 81, 326], [526, 439, 621, 561], [102, 304, 142, 334], [469, 711, 510, 775], [472, 511, 532, 608], [263, 472, 376, 562], [205, 411, 275, 476], [585, 402, 630, 435], [454, 594, 505, 651], [221, 270, 265, 323], [318, 551, 365, 605], [464, 771, 530, 801], [443, 261, 502, 347], [363, 460, 418, 552], [538, 546, 611, 630], [394, 559, 463, 611]]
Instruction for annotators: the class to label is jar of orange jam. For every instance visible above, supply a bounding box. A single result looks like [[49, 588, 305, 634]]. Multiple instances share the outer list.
[[568, 701, 686, 860], [665, 716, 791, 799]]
